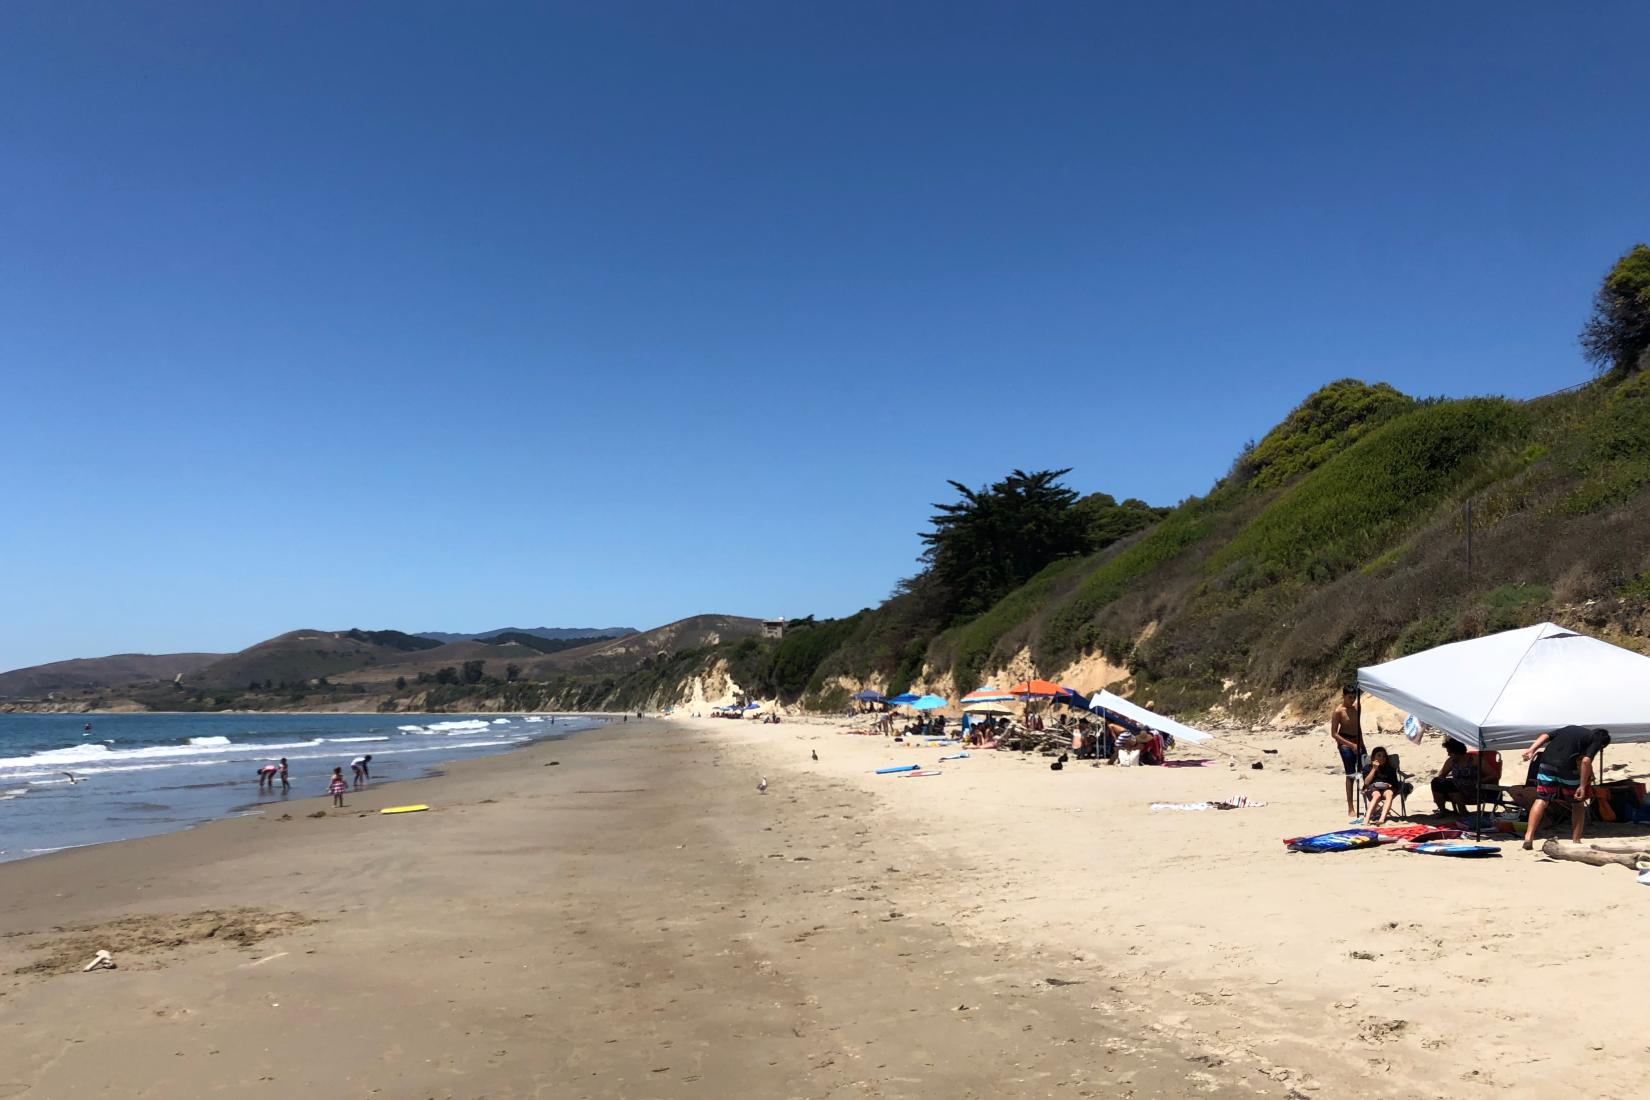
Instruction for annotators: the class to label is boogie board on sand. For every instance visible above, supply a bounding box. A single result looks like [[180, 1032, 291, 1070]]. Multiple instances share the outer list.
[[1283, 829, 1381, 853], [1405, 841, 1500, 858], [380, 804, 429, 815]]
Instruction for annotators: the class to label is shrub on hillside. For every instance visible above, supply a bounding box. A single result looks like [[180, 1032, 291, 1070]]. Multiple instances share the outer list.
[[940, 557, 1083, 694], [1224, 379, 1414, 490], [1563, 371, 1650, 512]]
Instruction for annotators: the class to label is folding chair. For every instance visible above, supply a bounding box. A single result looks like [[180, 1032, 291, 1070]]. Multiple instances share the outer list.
[[1362, 753, 1415, 820]]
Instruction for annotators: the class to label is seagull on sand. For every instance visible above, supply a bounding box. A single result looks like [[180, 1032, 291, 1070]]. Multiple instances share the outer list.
[[756, 776, 769, 794], [810, 750, 818, 761]]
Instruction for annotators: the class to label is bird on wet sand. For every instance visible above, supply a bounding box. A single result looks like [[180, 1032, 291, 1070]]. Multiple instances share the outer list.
[[810, 750, 818, 761], [756, 776, 769, 794]]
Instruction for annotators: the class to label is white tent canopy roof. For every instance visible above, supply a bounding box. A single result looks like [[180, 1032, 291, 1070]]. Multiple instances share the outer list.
[[1087, 689, 1212, 743], [1358, 622, 1650, 750]]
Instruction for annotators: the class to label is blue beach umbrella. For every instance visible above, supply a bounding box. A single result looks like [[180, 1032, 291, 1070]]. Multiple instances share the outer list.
[[887, 692, 921, 706], [852, 689, 887, 703], [912, 694, 949, 711]]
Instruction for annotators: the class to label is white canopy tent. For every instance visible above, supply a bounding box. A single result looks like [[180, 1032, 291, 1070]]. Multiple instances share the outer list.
[[1358, 622, 1650, 751], [1087, 689, 1213, 743]]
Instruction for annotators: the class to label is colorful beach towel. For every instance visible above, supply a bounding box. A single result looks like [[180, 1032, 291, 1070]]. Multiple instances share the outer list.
[[1373, 825, 1463, 844]]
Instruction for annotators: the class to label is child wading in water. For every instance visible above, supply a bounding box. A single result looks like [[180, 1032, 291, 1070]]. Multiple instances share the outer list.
[[329, 767, 348, 808]]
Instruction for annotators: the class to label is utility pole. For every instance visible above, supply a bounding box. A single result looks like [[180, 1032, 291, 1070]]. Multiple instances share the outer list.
[[1465, 499, 1473, 580]]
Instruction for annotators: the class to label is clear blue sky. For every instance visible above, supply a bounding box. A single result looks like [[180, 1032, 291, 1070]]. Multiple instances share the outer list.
[[3, 2, 1647, 670]]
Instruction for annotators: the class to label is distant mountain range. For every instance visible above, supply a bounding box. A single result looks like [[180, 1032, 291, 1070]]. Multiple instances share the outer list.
[[413, 627, 638, 645], [0, 652, 225, 700], [0, 620, 741, 705]]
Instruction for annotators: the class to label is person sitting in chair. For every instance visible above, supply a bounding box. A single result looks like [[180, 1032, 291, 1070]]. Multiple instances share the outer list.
[[1430, 738, 1473, 814], [1363, 746, 1400, 826]]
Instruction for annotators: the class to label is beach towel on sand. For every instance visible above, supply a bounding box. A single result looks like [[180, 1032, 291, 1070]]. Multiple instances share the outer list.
[[1374, 825, 1462, 843], [1284, 829, 1381, 853]]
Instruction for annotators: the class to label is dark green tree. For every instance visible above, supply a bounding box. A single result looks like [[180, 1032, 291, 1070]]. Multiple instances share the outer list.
[[505, 663, 521, 683], [394, 675, 407, 690], [1073, 492, 1169, 550], [461, 659, 485, 684], [920, 468, 1088, 620], [1581, 244, 1650, 376]]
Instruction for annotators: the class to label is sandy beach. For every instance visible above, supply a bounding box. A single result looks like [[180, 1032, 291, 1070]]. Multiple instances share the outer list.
[[3, 716, 1646, 1098]]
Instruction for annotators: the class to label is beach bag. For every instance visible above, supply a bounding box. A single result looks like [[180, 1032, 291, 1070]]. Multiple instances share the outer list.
[[1284, 829, 1381, 853]]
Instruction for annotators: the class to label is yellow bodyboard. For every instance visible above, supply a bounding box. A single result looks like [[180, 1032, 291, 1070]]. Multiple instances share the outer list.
[[380, 804, 429, 815]]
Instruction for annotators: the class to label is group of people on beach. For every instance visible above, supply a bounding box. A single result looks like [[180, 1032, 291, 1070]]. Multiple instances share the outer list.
[[1330, 686, 1615, 844], [256, 754, 373, 803]]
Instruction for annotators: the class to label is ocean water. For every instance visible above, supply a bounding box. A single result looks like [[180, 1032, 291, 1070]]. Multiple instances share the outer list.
[[0, 711, 605, 862]]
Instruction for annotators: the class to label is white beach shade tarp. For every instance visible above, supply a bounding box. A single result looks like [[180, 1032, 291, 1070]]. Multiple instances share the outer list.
[[1358, 622, 1650, 750], [1087, 689, 1212, 743]]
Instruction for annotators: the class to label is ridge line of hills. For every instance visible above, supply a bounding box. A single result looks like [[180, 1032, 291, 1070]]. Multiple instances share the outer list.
[[8, 371, 1649, 718]]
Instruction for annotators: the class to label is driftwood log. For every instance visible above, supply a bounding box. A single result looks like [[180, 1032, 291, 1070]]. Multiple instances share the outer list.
[[1570, 838, 1650, 854], [1540, 839, 1650, 869]]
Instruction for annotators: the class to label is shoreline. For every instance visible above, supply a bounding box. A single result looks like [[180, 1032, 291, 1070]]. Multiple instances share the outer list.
[[0, 711, 612, 865], [4, 714, 1646, 1096]]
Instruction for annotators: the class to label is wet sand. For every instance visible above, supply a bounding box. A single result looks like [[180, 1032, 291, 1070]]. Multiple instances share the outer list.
[[0, 721, 1272, 1098]]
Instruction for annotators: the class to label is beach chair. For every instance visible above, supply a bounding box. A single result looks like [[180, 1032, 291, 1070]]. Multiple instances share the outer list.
[[1362, 754, 1415, 820], [1452, 751, 1512, 815]]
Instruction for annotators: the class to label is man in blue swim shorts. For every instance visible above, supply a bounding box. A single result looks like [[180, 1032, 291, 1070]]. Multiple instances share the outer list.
[[1331, 686, 1367, 821], [1521, 726, 1610, 849]]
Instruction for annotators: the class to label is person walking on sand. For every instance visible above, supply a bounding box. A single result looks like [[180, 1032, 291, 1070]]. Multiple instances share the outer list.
[[1331, 686, 1367, 821], [328, 767, 348, 808], [1521, 726, 1610, 849], [351, 754, 372, 787]]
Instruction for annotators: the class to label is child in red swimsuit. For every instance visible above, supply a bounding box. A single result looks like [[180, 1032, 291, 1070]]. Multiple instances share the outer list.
[[328, 767, 348, 807]]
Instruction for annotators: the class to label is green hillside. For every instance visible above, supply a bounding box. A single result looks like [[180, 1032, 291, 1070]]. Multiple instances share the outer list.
[[580, 367, 1643, 718]]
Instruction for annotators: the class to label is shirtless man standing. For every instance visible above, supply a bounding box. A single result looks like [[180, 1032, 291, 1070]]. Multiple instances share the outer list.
[[1331, 686, 1367, 820]]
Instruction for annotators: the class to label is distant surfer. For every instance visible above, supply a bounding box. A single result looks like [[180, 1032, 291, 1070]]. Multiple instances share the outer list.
[[351, 754, 372, 788]]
